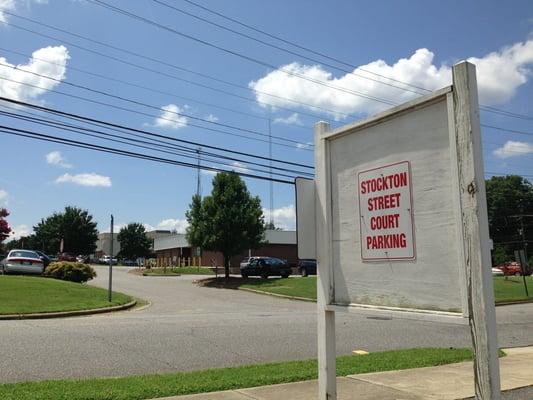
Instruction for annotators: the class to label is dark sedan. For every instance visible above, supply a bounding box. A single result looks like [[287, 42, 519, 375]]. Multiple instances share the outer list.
[[298, 259, 317, 277], [240, 257, 291, 279]]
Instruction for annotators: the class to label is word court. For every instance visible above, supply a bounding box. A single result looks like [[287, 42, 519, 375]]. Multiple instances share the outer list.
[[358, 161, 415, 261]]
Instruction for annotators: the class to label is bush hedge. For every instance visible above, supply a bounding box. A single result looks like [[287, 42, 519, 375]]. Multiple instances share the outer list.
[[44, 262, 96, 283]]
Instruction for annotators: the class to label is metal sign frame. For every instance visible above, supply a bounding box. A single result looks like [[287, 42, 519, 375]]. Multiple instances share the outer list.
[[313, 62, 500, 399]]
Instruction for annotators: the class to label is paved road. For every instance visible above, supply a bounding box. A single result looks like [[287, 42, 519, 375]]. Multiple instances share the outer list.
[[0, 266, 531, 383]]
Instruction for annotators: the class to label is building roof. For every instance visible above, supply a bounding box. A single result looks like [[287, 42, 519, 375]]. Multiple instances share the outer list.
[[153, 234, 189, 251], [153, 229, 296, 251]]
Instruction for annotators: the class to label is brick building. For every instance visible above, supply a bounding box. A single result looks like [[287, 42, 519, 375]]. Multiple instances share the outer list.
[[153, 230, 297, 272]]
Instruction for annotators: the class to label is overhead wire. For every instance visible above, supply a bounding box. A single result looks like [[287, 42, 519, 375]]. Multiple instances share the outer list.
[[86, 0, 399, 107], [0, 125, 295, 184], [0, 108, 313, 178], [0, 96, 314, 170], [0, 75, 311, 151], [0, 14, 348, 122]]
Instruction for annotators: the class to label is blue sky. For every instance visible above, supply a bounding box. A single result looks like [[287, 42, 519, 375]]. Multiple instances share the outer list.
[[1, 0, 532, 239]]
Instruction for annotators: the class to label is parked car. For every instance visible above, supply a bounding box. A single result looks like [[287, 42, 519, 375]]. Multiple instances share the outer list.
[[76, 255, 89, 263], [1, 249, 45, 274], [298, 259, 317, 277], [491, 267, 504, 276], [34, 250, 51, 268], [58, 252, 77, 262], [495, 262, 531, 276], [121, 259, 136, 266], [239, 257, 257, 270], [240, 256, 291, 279], [99, 255, 117, 265]]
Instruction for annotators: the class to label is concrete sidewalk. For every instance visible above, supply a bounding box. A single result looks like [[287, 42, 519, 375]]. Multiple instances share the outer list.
[[153, 346, 533, 400]]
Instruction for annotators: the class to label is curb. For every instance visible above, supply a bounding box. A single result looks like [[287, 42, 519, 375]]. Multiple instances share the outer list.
[[0, 300, 137, 320], [496, 299, 533, 306], [238, 287, 316, 302], [142, 273, 181, 277]]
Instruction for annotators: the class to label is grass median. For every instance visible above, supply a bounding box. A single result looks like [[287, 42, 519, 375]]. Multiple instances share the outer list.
[[493, 276, 532, 303], [0, 275, 132, 315], [0, 347, 475, 400]]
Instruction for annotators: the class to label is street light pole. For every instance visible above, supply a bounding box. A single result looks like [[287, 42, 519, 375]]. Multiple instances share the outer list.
[[108, 214, 114, 302]]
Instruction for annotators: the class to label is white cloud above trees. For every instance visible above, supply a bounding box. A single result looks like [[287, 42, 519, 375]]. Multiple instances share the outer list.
[[153, 104, 188, 129], [249, 39, 533, 119], [55, 173, 112, 187], [0, 45, 69, 102], [493, 141, 533, 158]]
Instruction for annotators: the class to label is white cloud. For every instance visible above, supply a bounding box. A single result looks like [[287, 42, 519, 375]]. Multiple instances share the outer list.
[[249, 39, 533, 119], [205, 114, 219, 122], [45, 150, 72, 168], [263, 205, 296, 230], [9, 224, 31, 240], [273, 113, 303, 126], [493, 140, 533, 158], [0, 45, 69, 102], [156, 218, 189, 233], [0, 0, 47, 24], [230, 161, 250, 174], [296, 141, 313, 150], [55, 173, 112, 187], [0, 189, 7, 206], [153, 104, 188, 129]]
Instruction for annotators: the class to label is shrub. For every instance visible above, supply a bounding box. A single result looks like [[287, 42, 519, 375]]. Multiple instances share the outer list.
[[44, 262, 96, 283]]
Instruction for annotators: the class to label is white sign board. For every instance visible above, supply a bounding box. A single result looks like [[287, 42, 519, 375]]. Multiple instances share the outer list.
[[314, 62, 500, 400], [358, 161, 415, 261]]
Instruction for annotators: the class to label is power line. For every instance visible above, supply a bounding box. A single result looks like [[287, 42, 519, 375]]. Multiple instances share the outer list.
[[0, 108, 313, 178], [152, 0, 426, 96], [177, 0, 533, 123], [481, 123, 533, 138], [0, 96, 314, 170], [0, 46, 298, 127], [0, 124, 296, 184], [87, 0, 399, 107], [5, 8, 530, 126], [1, 15, 349, 121], [178, 0, 432, 93], [0, 62, 310, 148], [0, 75, 311, 151]]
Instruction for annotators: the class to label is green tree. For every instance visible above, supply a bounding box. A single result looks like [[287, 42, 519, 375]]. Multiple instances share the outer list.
[[186, 172, 265, 278], [33, 206, 98, 255], [117, 223, 151, 260], [486, 175, 533, 263]]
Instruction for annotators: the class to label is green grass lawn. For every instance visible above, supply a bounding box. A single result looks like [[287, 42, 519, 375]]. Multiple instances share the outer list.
[[493, 276, 532, 303], [241, 277, 317, 300], [143, 267, 214, 276], [0, 275, 132, 314], [237, 276, 533, 304], [0, 348, 475, 400]]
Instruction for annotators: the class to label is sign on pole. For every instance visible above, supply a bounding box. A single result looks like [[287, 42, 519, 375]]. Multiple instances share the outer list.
[[298, 61, 501, 399]]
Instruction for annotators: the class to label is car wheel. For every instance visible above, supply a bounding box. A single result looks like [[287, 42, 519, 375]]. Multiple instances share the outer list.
[[281, 274, 289, 278], [301, 267, 308, 277], [241, 273, 248, 279]]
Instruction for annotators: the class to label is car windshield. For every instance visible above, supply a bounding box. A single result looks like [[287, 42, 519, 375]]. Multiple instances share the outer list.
[[10, 250, 39, 259]]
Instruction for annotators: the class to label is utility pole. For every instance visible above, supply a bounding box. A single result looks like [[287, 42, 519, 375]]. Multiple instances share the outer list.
[[196, 146, 201, 197], [268, 118, 274, 227], [108, 214, 114, 302]]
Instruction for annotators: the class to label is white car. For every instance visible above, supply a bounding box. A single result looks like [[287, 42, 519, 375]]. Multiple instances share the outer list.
[[491, 267, 504, 276], [1, 249, 45, 274]]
